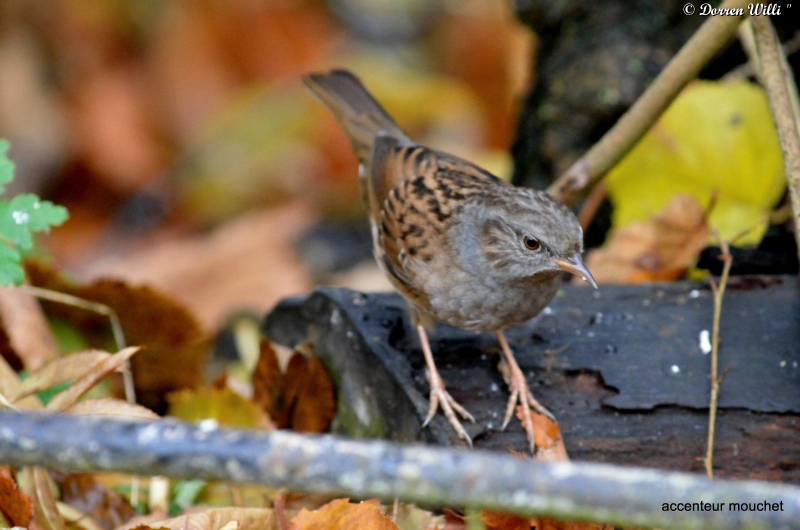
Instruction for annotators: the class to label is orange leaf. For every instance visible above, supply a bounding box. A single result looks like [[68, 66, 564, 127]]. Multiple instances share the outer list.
[[584, 194, 710, 284], [481, 510, 532, 530], [289, 499, 397, 530], [290, 354, 336, 433], [0, 467, 33, 527], [515, 407, 569, 462]]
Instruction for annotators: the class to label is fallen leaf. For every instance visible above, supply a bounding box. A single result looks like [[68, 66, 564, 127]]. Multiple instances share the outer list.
[[83, 205, 313, 331], [515, 407, 569, 463], [607, 80, 784, 246], [0, 287, 60, 371], [167, 386, 273, 430], [252, 339, 284, 421], [66, 398, 159, 420], [584, 194, 711, 284], [289, 499, 397, 530], [287, 353, 336, 433], [26, 263, 209, 410], [46, 346, 139, 412], [116, 507, 277, 530], [0, 467, 33, 527], [481, 510, 532, 530], [56, 473, 136, 530], [13, 349, 116, 401]]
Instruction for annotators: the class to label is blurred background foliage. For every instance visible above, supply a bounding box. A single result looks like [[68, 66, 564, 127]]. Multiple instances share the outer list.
[[0, 0, 534, 328]]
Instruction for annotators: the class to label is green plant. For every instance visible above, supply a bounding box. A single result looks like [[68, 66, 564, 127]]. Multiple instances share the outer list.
[[0, 140, 69, 286]]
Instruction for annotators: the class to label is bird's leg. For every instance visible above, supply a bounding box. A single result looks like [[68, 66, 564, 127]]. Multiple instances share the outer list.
[[417, 324, 475, 447], [496, 330, 555, 453]]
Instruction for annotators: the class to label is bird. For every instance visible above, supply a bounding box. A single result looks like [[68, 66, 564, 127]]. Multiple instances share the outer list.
[[304, 69, 596, 452]]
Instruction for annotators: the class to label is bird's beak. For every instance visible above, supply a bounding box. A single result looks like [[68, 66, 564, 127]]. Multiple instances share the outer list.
[[555, 255, 598, 289]]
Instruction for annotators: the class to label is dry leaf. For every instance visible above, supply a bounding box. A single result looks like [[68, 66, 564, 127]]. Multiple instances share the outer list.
[[57, 473, 136, 530], [13, 350, 116, 401], [66, 398, 159, 420], [252, 339, 284, 420], [26, 263, 209, 408], [252, 342, 336, 432], [481, 510, 532, 530], [0, 287, 60, 371], [167, 386, 273, 430], [46, 347, 139, 412], [0, 467, 33, 527], [584, 194, 710, 284], [83, 205, 313, 330], [24, 466, 66, 530], [288, 354, 336, 433], [117, 507, 277, 530], [289, 499, 397, 530], [515, 407, 569, 463]]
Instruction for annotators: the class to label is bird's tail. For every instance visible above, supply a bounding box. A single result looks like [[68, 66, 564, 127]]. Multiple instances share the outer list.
[[303, 69, 410, 164]]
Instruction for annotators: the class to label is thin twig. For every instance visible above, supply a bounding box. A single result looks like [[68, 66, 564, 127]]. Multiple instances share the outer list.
[[16, 284, 140, 504], [547, 0, 751, 203], [704, 231, 733, 478], [751, 15, 800, 258], [724, 30, 800, 81]]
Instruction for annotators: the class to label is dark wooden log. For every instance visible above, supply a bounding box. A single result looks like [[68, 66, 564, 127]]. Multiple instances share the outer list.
[[264, 277, 800, 482]]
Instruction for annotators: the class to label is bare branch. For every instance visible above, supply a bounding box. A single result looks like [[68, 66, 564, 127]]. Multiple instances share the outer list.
[[547, 0, 751, 203], [0, 411, 798, 529]]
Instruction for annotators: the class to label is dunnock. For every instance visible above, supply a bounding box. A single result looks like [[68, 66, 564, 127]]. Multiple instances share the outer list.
[[304, 69, 596, 452]]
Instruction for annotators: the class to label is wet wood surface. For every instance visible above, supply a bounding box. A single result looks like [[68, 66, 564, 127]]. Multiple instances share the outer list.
[[264, 277, 800, 482]]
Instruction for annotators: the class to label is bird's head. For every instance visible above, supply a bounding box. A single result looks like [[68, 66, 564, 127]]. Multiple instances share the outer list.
[[457, 188, 597, 287]]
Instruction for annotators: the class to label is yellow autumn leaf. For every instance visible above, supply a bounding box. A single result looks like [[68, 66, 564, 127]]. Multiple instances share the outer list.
[[606, 80, 785, 246], [167, 386, 274, 430]]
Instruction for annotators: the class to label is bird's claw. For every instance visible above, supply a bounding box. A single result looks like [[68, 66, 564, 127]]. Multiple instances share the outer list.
[[424, 372, 475, 448], [500, 361, 554, 453]]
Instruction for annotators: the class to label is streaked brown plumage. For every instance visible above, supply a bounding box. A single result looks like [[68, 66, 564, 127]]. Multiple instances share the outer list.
[[304, 69, 596, 452]]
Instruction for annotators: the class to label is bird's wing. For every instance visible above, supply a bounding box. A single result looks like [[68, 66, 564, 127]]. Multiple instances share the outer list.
[[368, 136, 508, 302]]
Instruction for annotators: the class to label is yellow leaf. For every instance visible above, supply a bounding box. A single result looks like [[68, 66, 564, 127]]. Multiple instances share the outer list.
[[607, 80, 784, 246], [167, 387, 273, 430]]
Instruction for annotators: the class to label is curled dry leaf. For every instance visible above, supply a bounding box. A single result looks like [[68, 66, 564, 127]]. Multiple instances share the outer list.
[[46, 347, 140, 412], [66, 398, 159, 420], [289, 498, 397, 530], [515, 406, 569, 463], [0, 467, 33, 528], [0, 286, 60, 371], [116, 507, 277, 530], [584, 194, 711, 284], [13, 350, 116, 402], [252, 341, 336, 433]]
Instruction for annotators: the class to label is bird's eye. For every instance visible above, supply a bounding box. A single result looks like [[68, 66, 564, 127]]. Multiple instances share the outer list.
[[523, 236, 541, 251]]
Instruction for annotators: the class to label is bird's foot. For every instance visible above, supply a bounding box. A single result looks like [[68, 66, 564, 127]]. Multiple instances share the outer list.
[[423, 369, 475, 448], [499, 358, 555, 454]]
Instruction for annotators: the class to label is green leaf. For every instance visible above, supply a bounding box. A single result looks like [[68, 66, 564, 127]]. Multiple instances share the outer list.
[[606, 80, 785, 246], [0, 194, 69, 250], [170, 480, 207, 515], [0, 139, 13, 195], [0, 242, 24, 286]]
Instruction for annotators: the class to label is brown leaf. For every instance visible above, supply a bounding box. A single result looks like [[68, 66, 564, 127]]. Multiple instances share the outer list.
[[0, 467, 33, 527], [13, 350, 116, 401], [481, 510, 532, 530], [289, 499, 397, 530], [535, 519, 613, 530], [26, 263, 209, 409], [57, 473, 136, 530], [252, 339, 284, 420], [0, 287, 60, 371], [0, 355, 41, 410], [584, 194, 710, 284], [82, 205, 313, 331], [290, 354, 336, 433], [167, 386, 273, 430], [46, 347, 140, 412], [66, 398, 159, 420]]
